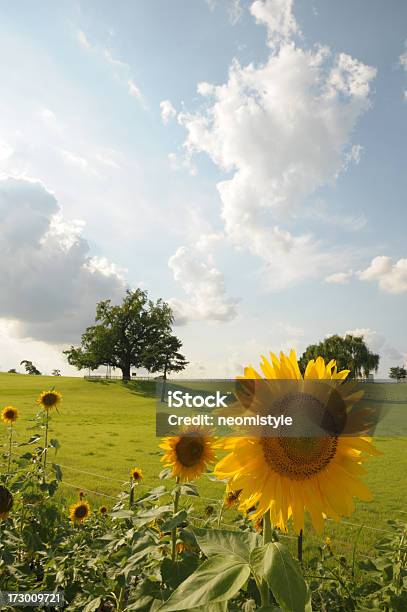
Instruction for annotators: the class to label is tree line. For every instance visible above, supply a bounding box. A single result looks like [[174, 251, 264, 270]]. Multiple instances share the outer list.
[[10, 289, 406, 381]]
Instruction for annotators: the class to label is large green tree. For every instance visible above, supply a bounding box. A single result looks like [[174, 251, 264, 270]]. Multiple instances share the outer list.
[[64, 289, 187, 380], [299, 334, 380, 379]]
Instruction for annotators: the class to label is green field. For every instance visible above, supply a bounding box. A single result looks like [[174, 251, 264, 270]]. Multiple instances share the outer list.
[[1, 372, 407, 561]]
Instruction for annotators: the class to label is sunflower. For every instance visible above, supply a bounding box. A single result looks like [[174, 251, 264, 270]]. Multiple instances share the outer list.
[[69, 500, 91, 524], [37, 390, 62, 411], [99, 506, 108, 515], [160, 430, 217, 481], [214, 350, 380, 534], [1, 406, 18, 425], [131, 467, 143, 482], [0, 486, 13, 519]]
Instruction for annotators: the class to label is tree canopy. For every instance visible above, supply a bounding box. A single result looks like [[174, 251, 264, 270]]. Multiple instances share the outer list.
[[299, 334, 380, 379], [20, 360, 41, 375], [64, 289, 187, 380], [389, 366, 407, 382]]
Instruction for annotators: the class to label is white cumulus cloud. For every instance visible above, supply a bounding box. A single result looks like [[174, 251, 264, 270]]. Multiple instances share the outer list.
[[358, 256, 407, 294], [168, 246, 238, 325], [0, 176, 126, 343], [160, 100, 177, 125], [325, 270, 353, 284], [177, 0, 377, 289]]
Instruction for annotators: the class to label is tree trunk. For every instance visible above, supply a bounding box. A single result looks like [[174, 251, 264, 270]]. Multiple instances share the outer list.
[[121, 364, 131, 380], [160, 355, 169, 403]]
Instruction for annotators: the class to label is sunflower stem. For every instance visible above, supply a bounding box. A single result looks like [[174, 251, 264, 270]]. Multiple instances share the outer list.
[[7, 424, 13, 476], [298, 528, 303, 563], [217, 499, 225, 528], [263, 509, 272, 545], [43, 409, 49, 482], [171, 477, 181, 562], [129, 479, 135, 509], [258, 511, 272, 607]]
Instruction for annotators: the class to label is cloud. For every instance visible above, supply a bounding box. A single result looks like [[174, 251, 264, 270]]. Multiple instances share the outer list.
[[250, 0, 300, 47], [160, 100, 177, 125], [168, 245, 238, 325], [77, 29, 92, 50], [206, 0, 244, 25], [358, 256, 407, 294], [0, 176, 126, 343], [76, 29, 145, 107], [128, 79, 145, 106], [325, 270, 353, 284], [344, 328, 385, 352], [176, 0, 376, 289]]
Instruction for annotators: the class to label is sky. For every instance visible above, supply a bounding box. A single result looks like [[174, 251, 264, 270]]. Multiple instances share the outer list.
[[0, 0, 406, 378]]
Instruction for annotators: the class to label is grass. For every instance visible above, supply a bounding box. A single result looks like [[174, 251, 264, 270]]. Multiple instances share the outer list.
[[1, 372, 407, 560]]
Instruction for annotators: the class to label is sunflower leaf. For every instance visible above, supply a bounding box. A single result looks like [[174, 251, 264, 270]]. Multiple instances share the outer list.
[[157, 554, 250, 611], [161, 510, 188, 532], [250, 542, 310, 612], [193, 527, 262, 563]]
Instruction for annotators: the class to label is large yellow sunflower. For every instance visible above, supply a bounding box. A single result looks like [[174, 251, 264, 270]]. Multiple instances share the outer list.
[[37, 390, 62, 411], [214, 350, 380, 533], [69, 500, 91, 524], [160, 430, 217, 481], [1, 406, 18, 425]]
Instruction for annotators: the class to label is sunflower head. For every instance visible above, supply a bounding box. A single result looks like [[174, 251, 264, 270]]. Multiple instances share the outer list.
[[69, 500, 91, 524], [131, 467, 143, 482], [160, 429, 217, 482], [1, 406, 18, 425], [0, 486, 13, 519], [38, 390, 62, 411], [215, 350, 380, 534], [99, 506, 108, 515]]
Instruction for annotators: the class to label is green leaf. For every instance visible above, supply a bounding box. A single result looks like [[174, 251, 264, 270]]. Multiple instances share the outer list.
[[193, 527, 261, 563], [137, 485, 167, 503], [49, 438, 60, 449], [52, 463, 63, 481], [160, 467, 173, 479], [250, 542, 310, 612], [110, 509, 135, 519], [174, 483, 199, 497], [161, 557, 199, 589], [82, 597, 102, 612], [158, 554, 250, 611], [162, 510, 188, 532], [19, 434, 41, 446]]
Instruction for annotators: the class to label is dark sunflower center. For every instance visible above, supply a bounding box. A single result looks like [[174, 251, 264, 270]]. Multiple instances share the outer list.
[[133, 472, 141, 480], [5, 410, 15, 420], [175, 436, 204, 467], [75, 504, 88, 519], [262, 436, 338, 481], [42, 393, 57, 406]]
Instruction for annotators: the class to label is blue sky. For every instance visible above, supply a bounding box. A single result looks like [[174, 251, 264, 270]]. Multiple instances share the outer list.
[[0, 0, 406, 377]]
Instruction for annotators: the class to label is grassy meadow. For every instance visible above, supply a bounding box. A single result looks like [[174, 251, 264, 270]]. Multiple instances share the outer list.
[[1, 371, 407, 562]]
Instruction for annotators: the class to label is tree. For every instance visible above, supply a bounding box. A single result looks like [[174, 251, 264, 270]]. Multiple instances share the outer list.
[[52, 369, 61, 376], [389, 366, 407, 382], [7, 368, 17, 374], [144, 333, 188, 380], [299, 334, 380, 379], [64, 289, 186, 380], [20, 360, 42, 375]]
